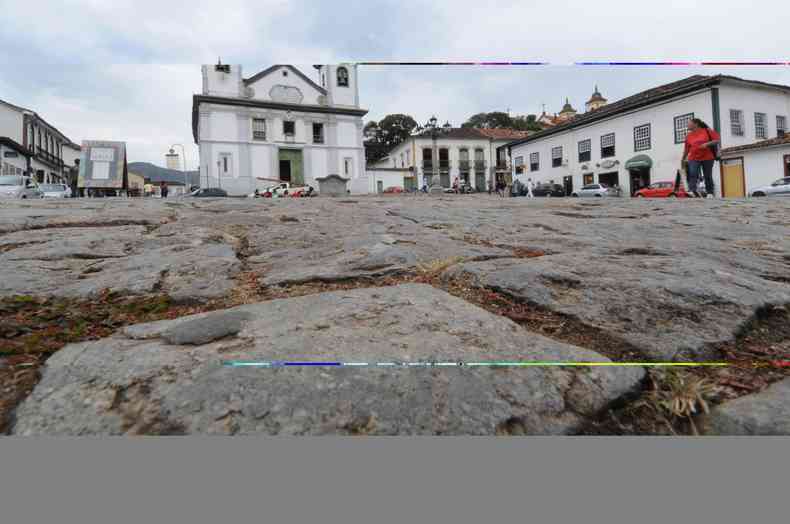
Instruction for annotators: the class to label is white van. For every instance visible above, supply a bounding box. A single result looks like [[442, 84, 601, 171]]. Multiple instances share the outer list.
[[0, 175, 43, 199]]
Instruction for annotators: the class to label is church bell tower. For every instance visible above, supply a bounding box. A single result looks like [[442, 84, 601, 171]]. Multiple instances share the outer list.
[[313, 63, 359, 108]]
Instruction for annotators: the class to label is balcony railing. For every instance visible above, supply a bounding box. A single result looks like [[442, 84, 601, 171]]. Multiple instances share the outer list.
[[496, 162, 509, 171], [458, 160, 470, 171], [474, 160, 486, 171], [36, 147, 64, 168], [438, 161, 450, 171], [422, 161, 433, 170]]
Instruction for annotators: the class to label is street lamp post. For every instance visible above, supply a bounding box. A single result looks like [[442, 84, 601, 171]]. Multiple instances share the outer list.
[[414, 115, 451, 192], [170, 144, 189, 195]]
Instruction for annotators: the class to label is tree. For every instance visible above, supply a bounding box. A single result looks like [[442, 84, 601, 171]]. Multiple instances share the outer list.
[[376, 114, 418, 148], [511, 114, 543, 132], [363, 114, 418, 164], [461, 112, 513, 129], [461, 111, 543, 132]]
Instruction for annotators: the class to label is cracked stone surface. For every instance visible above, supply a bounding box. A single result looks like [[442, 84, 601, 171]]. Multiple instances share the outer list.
[[10, 285, 644, 435], [703, 377, 790, 435], [2, 196, 789, 356], [445, 253, 790, 361], [0, 224, 240, 301]]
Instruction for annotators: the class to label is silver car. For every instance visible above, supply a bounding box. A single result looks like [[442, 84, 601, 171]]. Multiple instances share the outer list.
[[0, 175, 43, 199], [40, 183, 71, 198], [750, 177, 790, 197], [571, 183, 621, 198]]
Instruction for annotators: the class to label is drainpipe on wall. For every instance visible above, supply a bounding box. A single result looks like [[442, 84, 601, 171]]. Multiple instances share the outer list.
[[711, 86, 721, 197]]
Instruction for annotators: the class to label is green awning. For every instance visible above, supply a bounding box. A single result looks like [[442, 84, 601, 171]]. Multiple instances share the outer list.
[[625, 154, 652, 170]]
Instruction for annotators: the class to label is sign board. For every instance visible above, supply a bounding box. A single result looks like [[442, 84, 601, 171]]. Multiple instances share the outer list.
[[600, 159, 618, 169], [78, 140, 128, 190], [3, 151, 19, 158], [90, 148, 115, 162]]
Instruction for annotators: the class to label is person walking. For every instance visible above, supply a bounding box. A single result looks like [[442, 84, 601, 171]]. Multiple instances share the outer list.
[[160, 182, 169, 199], [682, 118, 720, 198], [526, 178, 535, 198]]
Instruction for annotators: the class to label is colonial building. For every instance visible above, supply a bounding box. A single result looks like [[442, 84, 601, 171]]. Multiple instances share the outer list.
[[0, 137, 32, 178], [503, 75, 790, 197], [0, 97, 80, 184], [586, 86, 608, 112], [192, 62, 368, 196], [368, 127, 530, 192], [558, 98, 578, 121], [720, 133, 790, 197], [537, 94, 588, 129]]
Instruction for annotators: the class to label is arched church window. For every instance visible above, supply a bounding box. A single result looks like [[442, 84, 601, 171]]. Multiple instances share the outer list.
[[337, 67, 349, 87]]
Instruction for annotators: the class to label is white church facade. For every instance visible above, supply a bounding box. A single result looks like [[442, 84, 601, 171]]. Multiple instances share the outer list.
[[192, 63, 368, 196]]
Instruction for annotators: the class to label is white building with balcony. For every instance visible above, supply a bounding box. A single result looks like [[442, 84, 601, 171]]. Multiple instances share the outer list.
[[369, 128, 530, 192], [0, 97, 80, 184], [503, 75, 790, 197], [192, 62, 368, 196]]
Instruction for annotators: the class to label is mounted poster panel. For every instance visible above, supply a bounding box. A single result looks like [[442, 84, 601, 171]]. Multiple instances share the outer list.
[[78, 140, 128, 190]]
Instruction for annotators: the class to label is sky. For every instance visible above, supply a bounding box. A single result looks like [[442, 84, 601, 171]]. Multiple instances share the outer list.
[[1, 0, 789, 168]]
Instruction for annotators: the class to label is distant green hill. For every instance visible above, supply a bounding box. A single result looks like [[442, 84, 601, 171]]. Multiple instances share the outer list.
[[128, 162, 201, 186]]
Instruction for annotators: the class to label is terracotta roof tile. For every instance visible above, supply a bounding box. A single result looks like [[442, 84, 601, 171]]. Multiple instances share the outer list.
[[413, 127, 487, 140], [474, 128, 532, 140], [721, 134, 790, 155]]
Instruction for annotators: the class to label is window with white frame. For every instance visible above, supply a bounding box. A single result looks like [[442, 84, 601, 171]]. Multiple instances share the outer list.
[[252, 118, 266, 140], [578, 139, 591, 162], [600, 133, 616, 158], [777, 115, 787, 137], [633, 124, 651, 151], [219, 153, 232, 177], [529, 152, 539, 171], [514, 156, 524, 174], [551, 146, 563, 167], [730, 109, 744, 136], [283, 120, 295, 138], [674, 113, 694, 143], [754, 112, 767, 139], [344, 157, 353, 177]]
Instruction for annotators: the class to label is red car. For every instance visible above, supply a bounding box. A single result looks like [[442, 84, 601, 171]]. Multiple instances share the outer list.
[[383, 186, 403, 194], [634, 181, 689, 198]]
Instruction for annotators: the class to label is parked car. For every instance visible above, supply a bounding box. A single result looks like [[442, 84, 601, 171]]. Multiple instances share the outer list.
[[750, 177, 790, 197], [0, 175, 43, 199], [571, 183, 621, 198], [186, 188, 228, 198], [443, 184, 474, 194], [383, 186, 404, 194], [40, 183, 71, 198], [532, 183, 566, 197], [634, 181, 689, 198]]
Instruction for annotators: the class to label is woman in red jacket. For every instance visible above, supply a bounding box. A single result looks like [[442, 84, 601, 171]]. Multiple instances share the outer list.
[[681, 118, 720, 198]]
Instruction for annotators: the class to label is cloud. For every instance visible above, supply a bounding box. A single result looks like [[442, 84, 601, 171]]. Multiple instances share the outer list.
[[0, 0, 788, 166]]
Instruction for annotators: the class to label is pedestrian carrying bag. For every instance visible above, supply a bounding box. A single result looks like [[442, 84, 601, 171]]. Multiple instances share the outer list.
[[706, 129, 721, 161]]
